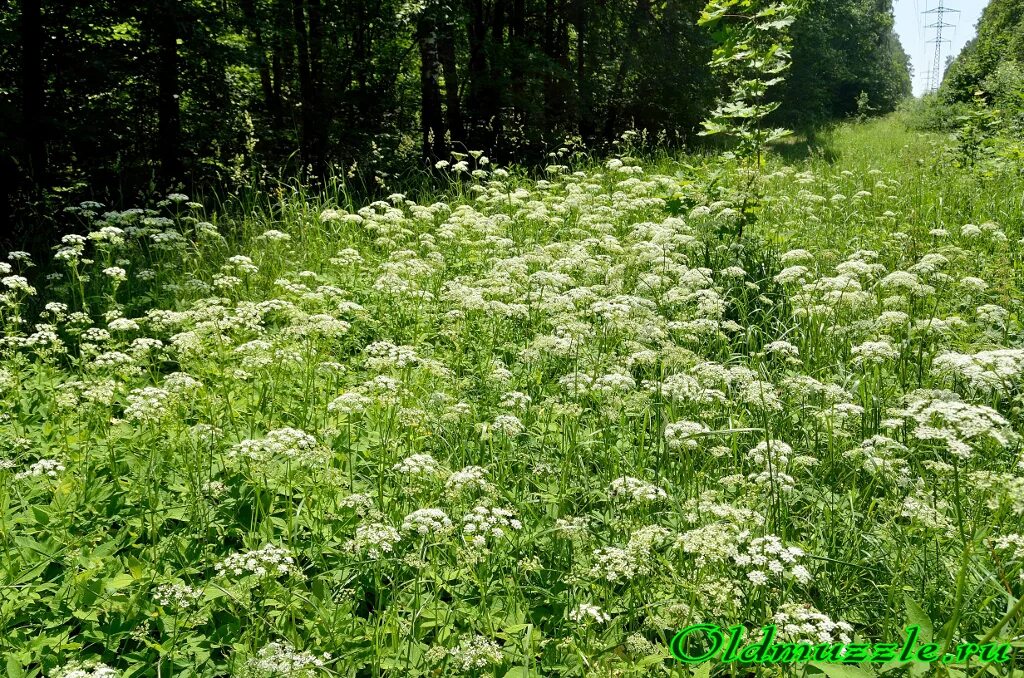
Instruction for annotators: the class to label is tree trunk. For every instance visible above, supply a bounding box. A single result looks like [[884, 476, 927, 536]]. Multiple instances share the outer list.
[[605, 0, 651, 141], [543, 0, 570, 134], [156, 0, 181, 184], [240, 0, 281, 123], [20, 0, 45, 182], [509, 0, 527, 126], [488, 0, 507, 149], [466, 0, 491, 147], [308, 0, 325, 175], [418, 15, 446, 161], [293, 0, 323, 178], [272, 0, 289, 131], [574, 0, 594, 142], [439, 22, 464, 146]]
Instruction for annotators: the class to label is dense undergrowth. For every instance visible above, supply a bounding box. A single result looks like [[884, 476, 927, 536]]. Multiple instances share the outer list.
[[1, 114, 1024, 677]]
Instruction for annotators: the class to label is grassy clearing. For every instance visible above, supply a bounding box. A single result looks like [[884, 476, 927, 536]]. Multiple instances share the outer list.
[[2, 115, 1024, 677]]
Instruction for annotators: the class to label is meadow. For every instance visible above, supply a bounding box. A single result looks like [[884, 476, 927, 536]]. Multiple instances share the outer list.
[[2, 114, 1024, 677]]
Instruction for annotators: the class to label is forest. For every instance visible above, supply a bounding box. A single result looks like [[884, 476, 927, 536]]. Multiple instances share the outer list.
[[1, 0, 911, 249], [1, 1, 1024, 677]]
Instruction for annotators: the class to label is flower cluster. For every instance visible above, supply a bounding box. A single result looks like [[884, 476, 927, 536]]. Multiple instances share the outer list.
[[608, 476, 668, 504], [402, 508, 454, 537], [349, 522, 402, 559], [463, 506, 521, 547], [733, 535, 812, 586], [772, 603, 854, 644], [215, 544, 298, 579], [243, 641, 328, 678], [153, 582, 204, 611], [227, 428, 328, 467]]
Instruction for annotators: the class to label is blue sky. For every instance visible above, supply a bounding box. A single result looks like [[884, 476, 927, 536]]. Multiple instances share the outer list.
[[893, 0, 990, 96]]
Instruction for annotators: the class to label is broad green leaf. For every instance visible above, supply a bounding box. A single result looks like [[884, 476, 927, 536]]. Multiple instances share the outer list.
[[809, 663, 877, 678], [904, 595, 934, 643]]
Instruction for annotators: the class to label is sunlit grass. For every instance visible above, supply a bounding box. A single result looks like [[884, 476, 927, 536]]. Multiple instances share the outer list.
[[2, 116, 1024, 677]]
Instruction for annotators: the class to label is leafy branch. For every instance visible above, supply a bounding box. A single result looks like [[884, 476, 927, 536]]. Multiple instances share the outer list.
[[698, 0, 798, 238]]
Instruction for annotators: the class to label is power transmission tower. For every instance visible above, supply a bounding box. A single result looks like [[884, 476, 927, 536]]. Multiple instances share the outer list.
[[923, 1, 959, 93]]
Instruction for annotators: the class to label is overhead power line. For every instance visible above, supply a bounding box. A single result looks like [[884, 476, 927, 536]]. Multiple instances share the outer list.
[[923, 1, 960, 93]]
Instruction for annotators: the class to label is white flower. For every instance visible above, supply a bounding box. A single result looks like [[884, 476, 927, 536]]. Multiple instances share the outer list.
[[349, 522, 401, 559], [16, 458, 65, 479], [764, 340, 800, 358], [2, 275, 35, 294], [402, 508, 454, 536], [665, 420, 710, 450], [772, 603, 853, 644], [51, 662, 120, 678], [774, 265, 811, 285], [568, 603, 611, 624], [153, 582, 203, 610], [227, 428, 327, 467], [490, 414, 525, 437], [216, 544, 298, 579], [463, 506, 521, 547], [444, 635, 503, 672], [747, 440, 792, 466], [733, 535, 810, 585], [103, 267, 127, 281], [589, 546, 642, 582], [851, 339, 898, 366], [960, 276, 988, 292], [244, 640, 327, 677], [392, 453, 441, 476], [257, 229, 292, 242], [365, 340, 420, 369], [124, 386, 171, 423], [609, 476, 668, 503], [328, 392, 372, 414], [899, 389, 1014, 458], [446, 466, 492, 493], [932, 349, 1024, 394]]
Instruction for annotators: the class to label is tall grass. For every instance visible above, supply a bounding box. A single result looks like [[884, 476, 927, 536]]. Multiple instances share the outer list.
[[1, 115, 1024, 677]]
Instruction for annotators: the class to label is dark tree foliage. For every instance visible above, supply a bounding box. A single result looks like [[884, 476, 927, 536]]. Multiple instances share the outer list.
[[0, 0, 911, 248]]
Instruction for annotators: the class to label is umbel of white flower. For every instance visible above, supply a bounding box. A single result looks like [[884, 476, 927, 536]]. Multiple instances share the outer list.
[[244, 640, 329, 678], [215, 544, 298, 579], [402, 508, 454, 536], [349, 522, 402, 559], [733, 535, 812, 587], [609, 476, 668, 504], [462, 505, 521, 548], [51, 662, 119, 678], [393, 453, 442, 476], [227, 428, 328, 467]]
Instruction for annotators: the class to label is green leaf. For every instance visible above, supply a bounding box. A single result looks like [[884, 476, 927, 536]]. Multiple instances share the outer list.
[[809, 663, 877, 678], [503, 668, 541, 678], [30, 506, 50, 525], [904, 595, 933, 643], [104, 572, 136, 592]]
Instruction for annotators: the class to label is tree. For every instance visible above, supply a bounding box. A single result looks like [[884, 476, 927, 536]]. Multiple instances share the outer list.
[[20, 0, 45, 181], [154, 0, 181, 184]]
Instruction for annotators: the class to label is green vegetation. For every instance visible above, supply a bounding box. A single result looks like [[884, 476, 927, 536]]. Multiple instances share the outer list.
[[0, 0, 910, 247], [1, 110, 1024, 676], [943, 0, 1024, 107], [909, 0, 1023, 183], [2, 1, 1023, 677]]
